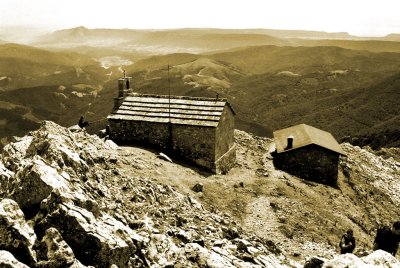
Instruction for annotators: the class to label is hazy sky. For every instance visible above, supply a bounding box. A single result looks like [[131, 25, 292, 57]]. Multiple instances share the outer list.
[[1, 0, 399, 36]]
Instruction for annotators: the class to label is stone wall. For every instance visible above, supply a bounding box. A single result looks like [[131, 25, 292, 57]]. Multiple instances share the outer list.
[[108, 119, 217, 171], [172, 125, 216, 170], [216, 105, 235, 159], [273, 145, 340, 185], [215, 105, 236, 174], [109, 119, 170, 149], [215, 145, 236, 175]]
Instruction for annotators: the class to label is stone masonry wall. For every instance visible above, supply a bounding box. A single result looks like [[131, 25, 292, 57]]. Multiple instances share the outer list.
[[215, 145, 236, 175], [216, 105, 235, 159], [108, 119, 217, 171], [108, 119, 170, 149], [171, 125, 216, 171], [273, 145, 340, 185], [215, 105, 236, 174]]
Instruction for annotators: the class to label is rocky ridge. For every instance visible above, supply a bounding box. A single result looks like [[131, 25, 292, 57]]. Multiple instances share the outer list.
[[0, 121, 290, 267], [0, 121, 399, 267]]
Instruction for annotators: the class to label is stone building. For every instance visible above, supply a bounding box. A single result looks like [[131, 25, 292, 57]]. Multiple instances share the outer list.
[[107, 77, 236, 174], [272, 124, 346, 185]]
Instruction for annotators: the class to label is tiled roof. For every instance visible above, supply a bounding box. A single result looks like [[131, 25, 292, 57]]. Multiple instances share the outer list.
[[107, 94, 233, 127], [273, 124, 346, 155]]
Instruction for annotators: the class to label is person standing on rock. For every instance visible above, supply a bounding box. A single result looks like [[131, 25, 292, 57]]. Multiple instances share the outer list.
[[78, 116, 89, 128], [339, 229, 356, 254]]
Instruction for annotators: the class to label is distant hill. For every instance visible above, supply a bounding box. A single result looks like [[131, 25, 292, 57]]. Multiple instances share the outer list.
[[0, 43, 94, 65], [34, 27, 287, 53], [33, 27, 400, 55], [383, 33, 400, 42], [0, 43, 109, 90], [209, 45, 400, 74], [245, 29, 355, 39], [121, 32, 286, 52], [292, 38, 400, 53], [34, 26, 145, 47], [0, 43, 117, 146]]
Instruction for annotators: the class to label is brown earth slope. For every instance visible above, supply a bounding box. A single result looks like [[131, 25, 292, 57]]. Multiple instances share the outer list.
[[122, 130, 400, 264]]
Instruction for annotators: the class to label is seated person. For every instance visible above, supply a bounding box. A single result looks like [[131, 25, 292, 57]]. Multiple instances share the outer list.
[[340, 229, 356, 254]]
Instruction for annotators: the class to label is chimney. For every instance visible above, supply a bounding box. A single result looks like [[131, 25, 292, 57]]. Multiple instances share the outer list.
[[285, 135, 294, 150], [118, 77, 131, 97], [114, 74, 132, 111]]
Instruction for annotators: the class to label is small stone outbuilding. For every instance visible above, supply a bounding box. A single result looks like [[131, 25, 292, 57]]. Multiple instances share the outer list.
[[272, 124, 346, 185], [107, 77, 236, 174]]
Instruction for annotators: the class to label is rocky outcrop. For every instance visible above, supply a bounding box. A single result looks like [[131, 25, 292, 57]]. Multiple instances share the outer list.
[[35, 228, 85, 268], [0, 121, 289, 267], [7, 158, 70, 211], [0, 160, 14, 196], [0, 198, 37, 266], [1, 136, 33, 172], [2, 121, 398, 267], [35, 191, 137, 267], [341, 143, 400, 206], [322, 250, 399, 267], [0, 250, 30, 268]]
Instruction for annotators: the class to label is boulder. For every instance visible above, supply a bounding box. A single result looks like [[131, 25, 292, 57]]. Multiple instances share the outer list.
[[0, 250, 30, 268], [0, 199, 37, 266], [25, 121, 117, 173], [322, 250, 400, 267], [8, 158, 69, 211], [182, 242, 236, 268], [192, 183, 204, 193], [0, 160, 14, 197], [35, 227, 86, 268], [1, 136, 33, 172], [25, 123, 89, 175], [35, 192, 139, 268], [145, 233, 180, 266], [304, 257, 324, 268], [361, 250, 399, 267]]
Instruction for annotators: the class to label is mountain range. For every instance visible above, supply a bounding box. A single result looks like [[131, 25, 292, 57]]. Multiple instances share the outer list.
[[0, 27, 399, 150]]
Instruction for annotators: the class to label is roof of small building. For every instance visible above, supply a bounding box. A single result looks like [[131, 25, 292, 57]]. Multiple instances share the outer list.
[[107, 93, 234, 127], [273, 124, 346, 155]]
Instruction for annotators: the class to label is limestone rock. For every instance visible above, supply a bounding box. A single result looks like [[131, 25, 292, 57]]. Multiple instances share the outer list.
[[192, 183, 204, 193], [0, 160, 14, 196], [1, 136, 33, 172], [35, 227, 86, 268], [0, 198, 37, 266], [0, 250, 30, 268], [182, 242, 236, 268], [361, 250, 400, 267], [25, 122, 89, 175], [8, 158, 69, 211], [322, 250, 400, 267], [36, 193, 138, 268], [145, 233, 180, 266], [0, 122, 297, 267], [304, 257, 324, 268]]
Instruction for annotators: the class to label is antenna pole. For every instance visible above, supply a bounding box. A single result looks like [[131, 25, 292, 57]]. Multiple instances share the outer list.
[[167, 64, 172, 152], [168, 64, 171, 123]]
